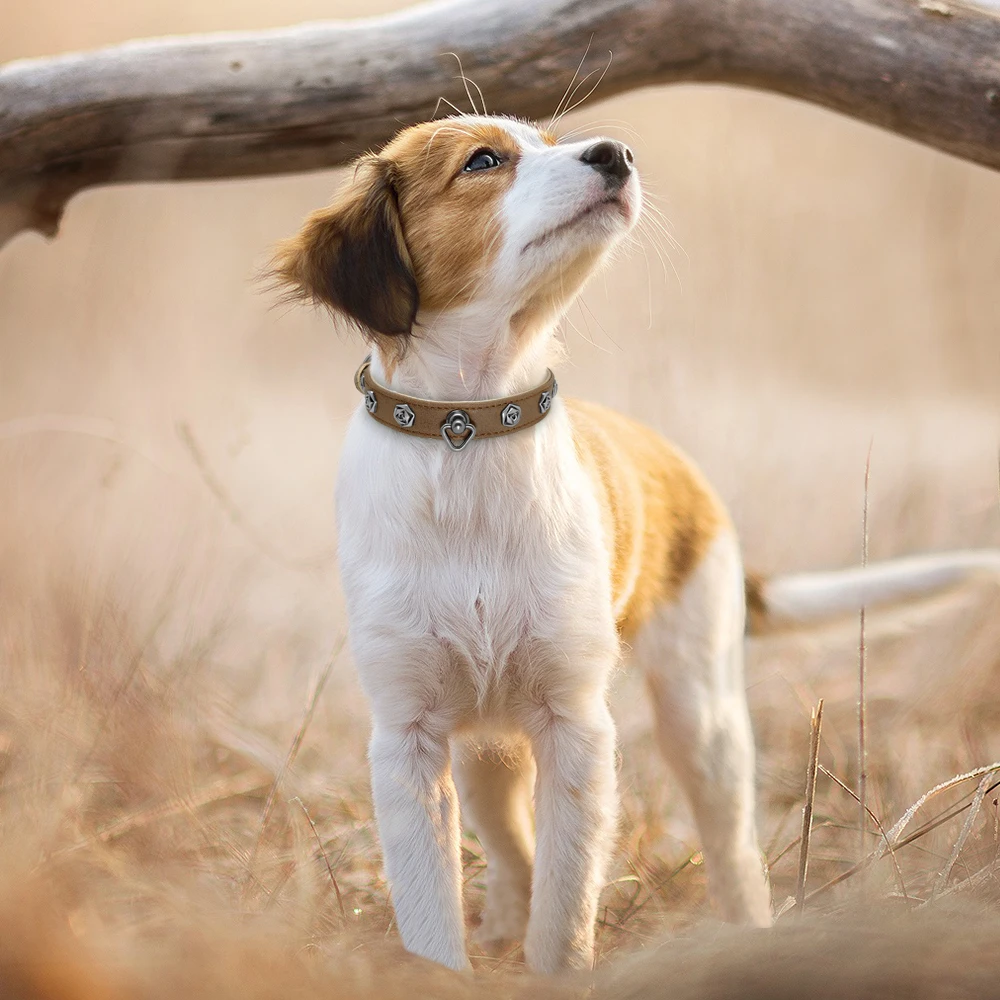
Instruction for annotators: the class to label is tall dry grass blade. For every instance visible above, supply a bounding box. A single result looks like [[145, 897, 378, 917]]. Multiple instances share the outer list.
[[615, 854, 696, 927], [818, 764, 907, 899], [875, 762, 1000, 863], [74, 598, 176, 780], [764, 800, 800, 860], [247, 636, 346, 876], [292, 795, 347, 922], [0, 414, 182, 477], [795, 698, 824, 914], [806, 776, 1000, 903], [858, 439, 872, 865], [930, 770, 996, 898], [49, 771, 269, 862], [935, 857, 1000, 901], [177, 421, 334, 571], [884, 778, 1000, 856]]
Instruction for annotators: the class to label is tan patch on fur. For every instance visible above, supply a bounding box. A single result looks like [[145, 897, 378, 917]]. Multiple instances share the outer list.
[[510, 246, 605, 346], [565, 399, 728, 639], [746, 573, 820, 638], [270, 118, 526, 351], [381, 121, 521, 311], [744, 573, 767, 617]]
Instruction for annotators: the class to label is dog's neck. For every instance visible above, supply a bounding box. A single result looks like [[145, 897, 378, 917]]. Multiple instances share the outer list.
[[370, 303, 559, 402]]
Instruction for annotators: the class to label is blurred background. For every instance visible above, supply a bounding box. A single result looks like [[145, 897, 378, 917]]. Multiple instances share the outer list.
[[1, 0, 999, 979]]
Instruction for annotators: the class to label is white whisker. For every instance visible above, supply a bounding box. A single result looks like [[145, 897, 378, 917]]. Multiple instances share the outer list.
[[550, 37, 594, 123], [551, 51, 614, 130], [555, 119, 642, 144], [433, 97, 465, 119], [444, 52, 484, 115]]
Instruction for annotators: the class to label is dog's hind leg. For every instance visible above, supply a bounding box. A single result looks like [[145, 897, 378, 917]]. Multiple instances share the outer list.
[[453, 740, 535, 949], [632, 530, 772, 926]]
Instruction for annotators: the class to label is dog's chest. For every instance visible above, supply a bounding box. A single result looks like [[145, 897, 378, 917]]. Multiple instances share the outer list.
[[336, 408, 611, 673]]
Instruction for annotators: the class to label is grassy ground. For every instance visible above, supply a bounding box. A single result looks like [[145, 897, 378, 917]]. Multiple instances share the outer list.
[[2, 0, 1000, 995], [2, 528, 999, 996]]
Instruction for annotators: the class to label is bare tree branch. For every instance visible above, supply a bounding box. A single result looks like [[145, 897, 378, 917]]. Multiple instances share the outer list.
[[2, 0, 999, 246]]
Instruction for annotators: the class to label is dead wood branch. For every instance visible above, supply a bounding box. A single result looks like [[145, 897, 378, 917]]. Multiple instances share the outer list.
[[2, 0, 999, 246]]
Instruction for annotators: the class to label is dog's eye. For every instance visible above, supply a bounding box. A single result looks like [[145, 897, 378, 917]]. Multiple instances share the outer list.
[[463, 149, 503, 172]]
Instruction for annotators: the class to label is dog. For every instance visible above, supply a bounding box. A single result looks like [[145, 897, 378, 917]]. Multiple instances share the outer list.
[[272, 115, 1000, 973]]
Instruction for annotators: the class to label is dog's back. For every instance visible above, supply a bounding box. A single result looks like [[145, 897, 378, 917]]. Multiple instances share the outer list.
[[566, 399, 731, 638]]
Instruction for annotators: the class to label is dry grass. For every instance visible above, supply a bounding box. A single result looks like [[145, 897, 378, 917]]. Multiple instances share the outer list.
[[3, 0, 1000, 994], [2, 550, 1000, 998], [2, 567, 1000, 998]]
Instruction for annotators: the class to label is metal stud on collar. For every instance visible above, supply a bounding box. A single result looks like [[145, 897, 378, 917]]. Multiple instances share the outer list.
[[393, 403, 416, 428], [441, 409, 476, 451], [354, 357, 557, 447], [500, 402, 521, 427]]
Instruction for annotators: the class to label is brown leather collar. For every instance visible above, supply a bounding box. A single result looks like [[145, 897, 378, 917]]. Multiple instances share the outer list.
[[354, 358, 558, 451]]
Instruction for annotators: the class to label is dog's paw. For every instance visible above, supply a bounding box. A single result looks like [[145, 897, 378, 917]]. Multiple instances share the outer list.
[[472, 927, 525, 961], [472, 906, 529, 953]]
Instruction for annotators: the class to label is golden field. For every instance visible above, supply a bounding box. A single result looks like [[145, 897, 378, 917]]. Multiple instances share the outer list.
[[1, 1, 999, 995]]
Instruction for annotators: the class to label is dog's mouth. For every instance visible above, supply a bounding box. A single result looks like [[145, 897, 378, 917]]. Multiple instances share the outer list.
[[522, 197, 628, 253]]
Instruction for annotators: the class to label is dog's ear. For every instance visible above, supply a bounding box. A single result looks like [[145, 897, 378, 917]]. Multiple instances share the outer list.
[[271, 156, 418, 339]]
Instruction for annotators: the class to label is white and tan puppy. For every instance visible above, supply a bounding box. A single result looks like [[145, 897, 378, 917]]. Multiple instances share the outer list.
[[273, 115, 1000, 973]]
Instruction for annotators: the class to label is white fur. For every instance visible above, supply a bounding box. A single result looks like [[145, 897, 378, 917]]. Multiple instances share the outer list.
[[632, 532, 771, 925], [339, 402, 624, 971], [334, 117, 769, 973], [763, 550, 1000, 625]]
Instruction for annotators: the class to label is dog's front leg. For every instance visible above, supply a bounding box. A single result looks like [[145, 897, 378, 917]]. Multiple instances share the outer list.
[[369, 721, 468, 971], [523, 695, 618, 973]]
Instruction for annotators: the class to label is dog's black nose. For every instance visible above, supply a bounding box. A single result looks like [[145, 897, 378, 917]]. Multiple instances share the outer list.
[[580, 140, 634, 185]]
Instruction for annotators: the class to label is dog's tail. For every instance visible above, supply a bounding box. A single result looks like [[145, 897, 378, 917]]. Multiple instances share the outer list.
[[745, 549, 1000, 635]]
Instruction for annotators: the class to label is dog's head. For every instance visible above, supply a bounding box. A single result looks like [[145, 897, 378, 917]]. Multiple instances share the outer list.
[[273, 115, 640, 360]]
